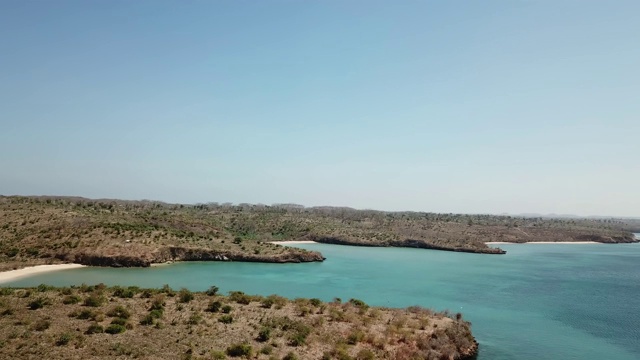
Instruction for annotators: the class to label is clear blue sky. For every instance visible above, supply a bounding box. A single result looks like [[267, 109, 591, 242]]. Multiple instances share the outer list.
[[1, 1, 639, 216]]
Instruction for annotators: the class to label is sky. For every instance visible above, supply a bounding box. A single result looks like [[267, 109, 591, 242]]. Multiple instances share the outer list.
[[1, 1, 639, 217]]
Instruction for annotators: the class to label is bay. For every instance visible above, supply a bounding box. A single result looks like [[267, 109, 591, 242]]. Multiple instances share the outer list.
[[4, 239, 640, 360]]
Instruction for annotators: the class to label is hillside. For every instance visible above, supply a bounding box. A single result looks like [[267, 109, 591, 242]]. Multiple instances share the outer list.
[[0, 196, 636, 271], [0, 284, 478, 359]]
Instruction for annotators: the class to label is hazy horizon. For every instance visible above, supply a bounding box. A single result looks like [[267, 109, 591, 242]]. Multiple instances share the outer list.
[[1, 1, 639, 217]]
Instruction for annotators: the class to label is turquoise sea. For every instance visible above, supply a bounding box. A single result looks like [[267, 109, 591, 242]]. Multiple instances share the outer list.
[[4, 237, 640, 360]]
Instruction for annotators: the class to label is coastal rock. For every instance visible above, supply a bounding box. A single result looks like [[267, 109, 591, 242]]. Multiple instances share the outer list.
[[311, 236, 507, 255], [153, 246, 325, 264]]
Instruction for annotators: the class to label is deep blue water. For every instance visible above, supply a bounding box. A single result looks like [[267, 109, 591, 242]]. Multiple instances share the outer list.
[[4, 239, 640, 360]]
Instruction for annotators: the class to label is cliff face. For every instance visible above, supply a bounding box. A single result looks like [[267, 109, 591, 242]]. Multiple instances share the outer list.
[[311, 236, 507, 254], [153, 246, 325, 264], [61, 246, 325, 268]]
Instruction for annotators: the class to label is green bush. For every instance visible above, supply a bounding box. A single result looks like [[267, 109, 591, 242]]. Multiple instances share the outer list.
[[112, 286, 135, 298], [28, 297, 51, 310], [218, 315, 233, 324], [210, 350, 226, 359], [83, 294, 104, 307], [31, 319, 50, 331], [56, 333, 72, 346], [139, 314, 154, 326], [221, 305, 233, 314], [36, 284, 54, 292], [62, 295, 81, 304], [86, 323, 104, 334], [226, 343, 252, 357], [206, 300, 222, 313], [257, 327, 270, 342], [178, 288, 194, 303], [105, 324, 126, 334], [283, 352, 299, 360], [107, 305, 131, 319], [110, 317, 127, 326], [206, 286, 219, 296], [229, 291, 251, 305]]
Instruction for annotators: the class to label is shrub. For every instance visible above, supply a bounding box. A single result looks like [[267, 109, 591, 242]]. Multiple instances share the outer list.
[[309, 298, 323, 307], [221, 305, 233, 314], [218, 315, 233, 324], [108, 318, 126, 327], [161, 284, 175, 297], [105, 324, 126, 334], [349, 298, 368, 309], [56, 333, 72, 346], [210, 350, 226, 359], [226, 343, 252, 357], [188, 312, 202, 325], [283, 352, 299, 360], [107, 305, 131, 319], [31, 319, 50, 331], [149, 295, 165, 311], [139, 314, 154, 326], [229, 291, 251, 305], [112, 286, 135, 298], [260, 345, 273, 355], [206, 300, 222, 313], [86, 323, 104, 334], [178, 288, 194, 303], [149, 309, 163, 319], [288, 324, 311, 347], [62, 295, 81, 304], [356, 349, 376, 360], [0, 288, 13, 296], [206, 286, 219, 296], [83, 294, 104, 307], [74, 309, 99, 320], [28, 297, 51, 310], [347, 330, 365, 345], [36, 284, 54, 292], [257, 327, 270, 342]]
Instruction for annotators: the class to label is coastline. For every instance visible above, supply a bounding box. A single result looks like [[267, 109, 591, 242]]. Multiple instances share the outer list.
[[0, 264, 85, 284], [486, 241, 600, 245]]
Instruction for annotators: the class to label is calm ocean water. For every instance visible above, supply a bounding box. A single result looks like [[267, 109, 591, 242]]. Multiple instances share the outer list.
[[4, 238, 640, 360]]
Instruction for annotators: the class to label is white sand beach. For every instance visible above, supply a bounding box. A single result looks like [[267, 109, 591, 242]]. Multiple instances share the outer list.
[[486, 241, 600, 245], [0, 264, 85, 284], [269, 240, 318, 245]]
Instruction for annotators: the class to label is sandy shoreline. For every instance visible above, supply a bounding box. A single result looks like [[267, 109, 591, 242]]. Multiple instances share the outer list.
[[0, 264, 86, 284], [486, 241, 600, 245], [269, 240, 318, 245]]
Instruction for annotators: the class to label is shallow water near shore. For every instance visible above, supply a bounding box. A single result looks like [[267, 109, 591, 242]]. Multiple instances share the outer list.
[[5, 239, 640, 360]]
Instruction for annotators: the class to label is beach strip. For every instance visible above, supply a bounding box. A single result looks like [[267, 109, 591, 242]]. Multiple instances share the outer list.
[[0, 264, 86, 284], [268, 240, 318, 245]]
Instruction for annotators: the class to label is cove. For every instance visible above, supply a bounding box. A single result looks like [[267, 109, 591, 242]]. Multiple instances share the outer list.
[[5, 241, 640, 360]]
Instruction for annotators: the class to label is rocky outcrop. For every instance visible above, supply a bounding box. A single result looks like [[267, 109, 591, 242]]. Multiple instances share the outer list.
[[311, 236, 507, 254], [61, 253, 152, 267], [56, 246, 325, 268], [574, 234, 637, 243], [459, 339, 479, 359], [152, 246, 325, 264]]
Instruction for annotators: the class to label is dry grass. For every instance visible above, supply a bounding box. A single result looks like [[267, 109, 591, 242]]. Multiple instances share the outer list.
[[0, 195, 635, 270], [0, 285, 476, 359]]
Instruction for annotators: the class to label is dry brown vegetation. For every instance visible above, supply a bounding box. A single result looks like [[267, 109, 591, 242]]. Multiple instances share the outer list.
[[0, 196, 636, 271], [0, 284, 477, 359]]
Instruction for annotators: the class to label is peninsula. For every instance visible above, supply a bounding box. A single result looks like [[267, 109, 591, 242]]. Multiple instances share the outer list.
[[0, 196, 637, 271]]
